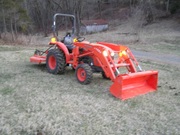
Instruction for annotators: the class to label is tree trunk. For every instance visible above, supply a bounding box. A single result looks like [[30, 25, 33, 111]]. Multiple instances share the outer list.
[[166, 0, 170, 13], [14, 13, 18, 37], [10, 18, 15, 42], [130, 0, 132, 11], [2, 8, 7, 33], [73, 0, 83, 36], [75, 11, 81, 36], [98, 0, 102, 18]]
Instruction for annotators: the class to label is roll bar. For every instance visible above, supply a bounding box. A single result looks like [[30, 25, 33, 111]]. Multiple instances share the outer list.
[[52, 13, 76, 37]]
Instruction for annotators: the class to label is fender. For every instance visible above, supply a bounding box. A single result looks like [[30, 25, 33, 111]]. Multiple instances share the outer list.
[[56, 42, 71, 62]]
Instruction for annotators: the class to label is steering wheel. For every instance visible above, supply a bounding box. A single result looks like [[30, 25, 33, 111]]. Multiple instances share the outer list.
[[77, 37, 85, 42]]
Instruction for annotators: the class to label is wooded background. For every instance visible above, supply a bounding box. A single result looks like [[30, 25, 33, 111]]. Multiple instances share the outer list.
[[0, 0, 179, 41]]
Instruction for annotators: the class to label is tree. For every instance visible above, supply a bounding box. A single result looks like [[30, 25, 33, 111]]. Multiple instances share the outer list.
[[0, 0, 29, 41], [51, 0, 83, 36], [26, 0, 53, 37]]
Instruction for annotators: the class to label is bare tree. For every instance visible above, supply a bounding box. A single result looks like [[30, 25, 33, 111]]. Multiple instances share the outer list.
[[166, 0, 170, 13], [0, 0, 29, 41]]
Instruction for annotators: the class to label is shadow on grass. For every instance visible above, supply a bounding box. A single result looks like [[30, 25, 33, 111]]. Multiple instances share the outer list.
[[27, 63, 47, 72], [26, 63, 118, 100]]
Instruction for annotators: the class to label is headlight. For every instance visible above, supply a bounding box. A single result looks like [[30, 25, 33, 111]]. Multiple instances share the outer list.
[[111, 52, 115, 57], [103, 50, 108, 57]]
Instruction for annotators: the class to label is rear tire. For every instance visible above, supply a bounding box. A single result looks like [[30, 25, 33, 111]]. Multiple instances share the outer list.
[[75, 64, 93, 84], [46, 49, 66, 74]]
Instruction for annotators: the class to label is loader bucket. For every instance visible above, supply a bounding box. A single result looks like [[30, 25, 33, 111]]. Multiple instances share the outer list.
[[110, 70, 158, 100]]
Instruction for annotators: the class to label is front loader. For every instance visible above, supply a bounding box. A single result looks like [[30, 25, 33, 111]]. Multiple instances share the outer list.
[[30, 13, 158, 100]]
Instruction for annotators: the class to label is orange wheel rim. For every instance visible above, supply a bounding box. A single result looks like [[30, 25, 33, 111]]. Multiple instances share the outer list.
[[48, 55, 56, 69], [77, 68, 86, 81]]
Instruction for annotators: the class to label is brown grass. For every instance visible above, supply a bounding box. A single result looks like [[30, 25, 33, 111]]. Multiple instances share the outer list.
[[0, 19, 180, 135]]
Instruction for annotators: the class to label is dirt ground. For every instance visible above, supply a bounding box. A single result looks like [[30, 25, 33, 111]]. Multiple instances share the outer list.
[[0, 19, 180, 135]]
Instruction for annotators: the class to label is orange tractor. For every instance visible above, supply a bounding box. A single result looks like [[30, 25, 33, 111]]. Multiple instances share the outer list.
[[30, 13, 158, 100]]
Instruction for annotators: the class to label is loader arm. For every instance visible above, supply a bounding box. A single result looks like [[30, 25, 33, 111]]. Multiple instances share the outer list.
[[97, 42, 143, 72], [73, 41, 117, 81], [75, 41, 158, 100]]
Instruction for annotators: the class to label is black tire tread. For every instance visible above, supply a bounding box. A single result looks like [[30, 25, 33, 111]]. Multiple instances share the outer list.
[[75, 64, 93, 84], [102, 71, 110, 79], [46, 49, 66, 74]]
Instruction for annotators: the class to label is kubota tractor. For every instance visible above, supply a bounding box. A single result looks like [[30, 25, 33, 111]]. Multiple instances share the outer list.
[[30, 13, 158, 100]]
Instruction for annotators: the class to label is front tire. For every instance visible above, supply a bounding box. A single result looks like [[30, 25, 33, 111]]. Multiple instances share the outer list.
[[46, 49, 66, 74], [102, 72, 110, 79], [75, 64, 93, 84]]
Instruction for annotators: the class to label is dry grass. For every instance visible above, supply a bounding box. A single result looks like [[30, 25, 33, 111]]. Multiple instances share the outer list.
[[85, 19, 180, 56], [0, 19, 180, 135], [0, 47, 180, 135]]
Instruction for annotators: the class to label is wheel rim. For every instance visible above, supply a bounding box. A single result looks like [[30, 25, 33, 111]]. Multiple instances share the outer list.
[[48, 55, 56, 70], [77, 68, 86, 82]]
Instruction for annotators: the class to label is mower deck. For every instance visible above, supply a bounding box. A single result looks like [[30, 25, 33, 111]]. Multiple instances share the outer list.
[[30, 55, 46, 64]]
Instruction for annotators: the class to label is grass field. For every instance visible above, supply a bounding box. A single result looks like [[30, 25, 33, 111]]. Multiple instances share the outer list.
[[0, 19, 180, 135]]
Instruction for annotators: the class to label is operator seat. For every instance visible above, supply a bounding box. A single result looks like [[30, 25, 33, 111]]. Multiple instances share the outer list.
[[63, 33, 74, 53]]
